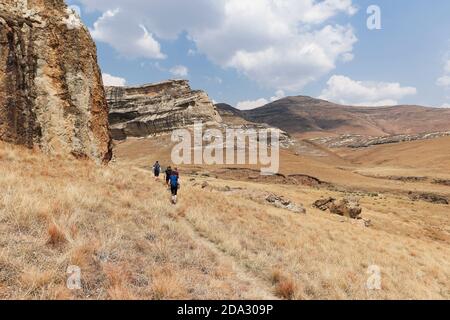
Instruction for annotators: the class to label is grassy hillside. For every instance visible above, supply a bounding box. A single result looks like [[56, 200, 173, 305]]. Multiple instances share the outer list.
[[0, 142, 449, 299], [242, 96, 450, 137]]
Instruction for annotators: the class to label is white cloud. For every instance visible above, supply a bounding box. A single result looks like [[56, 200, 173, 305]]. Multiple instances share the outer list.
[[169, 65, 189, 77], [90, 9, 165, 59], [187, 49, 197, 56], [270, 90, 285, 102], [319, 75, 417, 106], [237, 90, 286, 110], [436, 58, 450, 88], [102, 73, 127, 86], [236, 98, 269, 110], [440, 103, 450, 108], [437, 75, 450, 88], [80, 0, 357, 91], [445, 60, 450, 74]]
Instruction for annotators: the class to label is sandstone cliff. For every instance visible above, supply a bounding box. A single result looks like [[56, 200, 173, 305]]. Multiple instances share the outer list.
[[106, 80, 222, 140], [0, 0, 112, 163]]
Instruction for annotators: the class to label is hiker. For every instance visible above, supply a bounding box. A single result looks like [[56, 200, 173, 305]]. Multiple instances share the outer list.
[[165, 166, 172, 187], [153, 161, 161, 180], [169, 170, 180, 204]]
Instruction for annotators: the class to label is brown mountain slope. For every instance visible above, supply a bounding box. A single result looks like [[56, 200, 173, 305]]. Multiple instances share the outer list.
[[242, 96, 450, 137]]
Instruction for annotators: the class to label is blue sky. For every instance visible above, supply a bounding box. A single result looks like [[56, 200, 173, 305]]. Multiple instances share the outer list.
[[67, 0, 450, 109]]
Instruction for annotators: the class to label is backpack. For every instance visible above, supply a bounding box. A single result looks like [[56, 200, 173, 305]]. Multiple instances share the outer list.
[[169, 175, 179, 187]]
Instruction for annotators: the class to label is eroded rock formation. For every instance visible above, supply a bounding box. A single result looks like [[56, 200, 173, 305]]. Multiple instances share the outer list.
[[0, 0, 112, 163], [106, 80, 222, 140]]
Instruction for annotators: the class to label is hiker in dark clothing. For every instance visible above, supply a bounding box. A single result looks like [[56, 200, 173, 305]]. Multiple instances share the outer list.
[[165, 166, 172, 186], [153, 161, 161, 180], [169, 171, 180, 204]]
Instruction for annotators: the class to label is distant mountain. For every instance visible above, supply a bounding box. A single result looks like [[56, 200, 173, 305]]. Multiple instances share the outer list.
[[215, 103, 249, 125], [237, 96, 450, 137]]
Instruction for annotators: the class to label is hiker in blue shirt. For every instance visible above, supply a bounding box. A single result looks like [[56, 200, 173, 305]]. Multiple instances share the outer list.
[[169, 169, 180, 204]]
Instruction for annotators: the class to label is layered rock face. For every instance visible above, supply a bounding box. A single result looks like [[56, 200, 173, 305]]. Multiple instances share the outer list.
[[106, 80, 222, 140], [0, 0, 112, 163]]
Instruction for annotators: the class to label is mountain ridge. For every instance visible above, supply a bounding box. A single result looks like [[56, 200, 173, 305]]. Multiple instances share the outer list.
[[216, 96, 450, 137]]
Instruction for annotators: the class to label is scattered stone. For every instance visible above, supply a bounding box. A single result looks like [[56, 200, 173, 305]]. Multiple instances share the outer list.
[[265, 194, 306, 214], [433, 179, 450, 186], [201, 181, 210, 189], [351, 217, 372, 228], [313, 197, 335, 211], [408, 192, 448, 205]]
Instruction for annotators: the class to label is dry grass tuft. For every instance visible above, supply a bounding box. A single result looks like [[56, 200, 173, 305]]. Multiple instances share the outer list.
[[271, 269, 297, 300], [151, 273, 186, 300], [47, 223, 67, 247], [274, 278, 297, 300]]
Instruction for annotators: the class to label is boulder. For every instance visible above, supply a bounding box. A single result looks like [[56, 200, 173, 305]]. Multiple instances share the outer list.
[[0, 0, 112, 163], [329, 196, 362, 219], [313, 197, 335, 211], [314, 196, 363, 219]]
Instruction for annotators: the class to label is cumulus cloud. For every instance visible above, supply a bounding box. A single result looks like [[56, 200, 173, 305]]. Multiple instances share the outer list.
[[102, 73, 127, 86], [437, 75, 450, 88], [90, 9, 165, 59], [237, 89, 286, 110], [445, 60, 450, 74], [270, 90, 286, 102], [169, 65, 189, 77], [436, 58, 450, 88], [236, 98, 269, 110], [79, 0, 357, 91], [319, 75, 417, 106]]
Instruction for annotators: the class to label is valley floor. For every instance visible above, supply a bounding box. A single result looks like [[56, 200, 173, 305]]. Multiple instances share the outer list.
[[0, 141, 449, 299]]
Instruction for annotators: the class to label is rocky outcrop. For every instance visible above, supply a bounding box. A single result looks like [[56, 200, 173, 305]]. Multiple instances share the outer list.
[[106, 80, 222, 140], [310, 132, 450, 149], [0, 0, 112, 163]]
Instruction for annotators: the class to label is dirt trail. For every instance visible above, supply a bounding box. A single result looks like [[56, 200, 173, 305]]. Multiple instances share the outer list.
[[132, 166, 278, 299]]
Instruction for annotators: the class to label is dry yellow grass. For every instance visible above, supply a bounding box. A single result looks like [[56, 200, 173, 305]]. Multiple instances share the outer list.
[[1, 140, 449, 300], [0, 142, 266, 299]]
